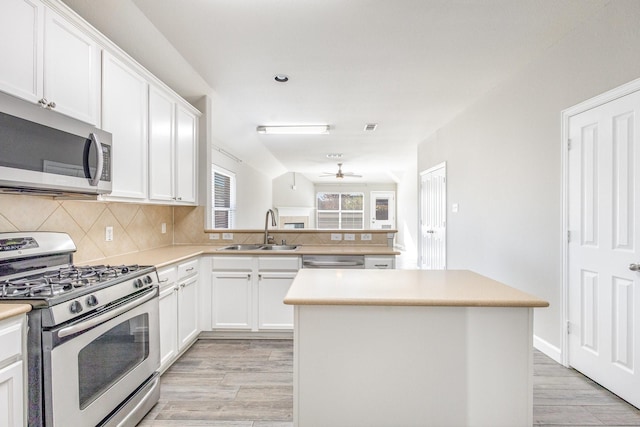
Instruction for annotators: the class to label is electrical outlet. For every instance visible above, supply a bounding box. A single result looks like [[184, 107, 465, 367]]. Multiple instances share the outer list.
[[222, 233, 233, 240], [105, 226, 113, 242], [161, 223, 166, 234], [344, 233, 355, 241], [209, 233, 220, 240], [361, 233, 372, 241], [331, 233, 342, 241]]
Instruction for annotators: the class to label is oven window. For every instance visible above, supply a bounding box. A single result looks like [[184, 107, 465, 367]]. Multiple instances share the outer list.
[[77, 314, 150, 409]]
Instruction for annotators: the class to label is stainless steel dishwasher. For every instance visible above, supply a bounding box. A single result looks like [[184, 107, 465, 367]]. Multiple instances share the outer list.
[[302, 254, 365, 269]]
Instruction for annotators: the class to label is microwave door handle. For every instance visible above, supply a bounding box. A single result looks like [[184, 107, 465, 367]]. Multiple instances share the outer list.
[[88, 133, 104, 186]]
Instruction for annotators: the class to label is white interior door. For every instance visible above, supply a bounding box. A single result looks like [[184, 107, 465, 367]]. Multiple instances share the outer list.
[[568, 89, 640, 408], [369, 191, 395, 229], [419, 163, 446, 269]]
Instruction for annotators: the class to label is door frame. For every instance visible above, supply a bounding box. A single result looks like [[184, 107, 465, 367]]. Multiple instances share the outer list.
[[419, 162, 446, 269], [561, 77, 640, 367]]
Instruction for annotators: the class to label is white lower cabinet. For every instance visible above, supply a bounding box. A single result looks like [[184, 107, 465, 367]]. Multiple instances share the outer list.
[[0, 315, 25, 427], [210, 256, 299, 332], [364, 255, 396, 269], [157, 258, 199, 372]]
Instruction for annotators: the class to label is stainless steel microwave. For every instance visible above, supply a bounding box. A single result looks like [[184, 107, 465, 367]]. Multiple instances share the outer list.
[[0, 99, 112, 197]]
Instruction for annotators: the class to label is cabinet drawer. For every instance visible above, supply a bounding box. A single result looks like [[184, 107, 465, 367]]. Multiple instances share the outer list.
[[258, 256, 300, 271], [364, 256, 395, 269], [0, 317, 23, 363], [178, 259, 199, 279], [157, 266, 178, 288], [211, 256, 252, 271]]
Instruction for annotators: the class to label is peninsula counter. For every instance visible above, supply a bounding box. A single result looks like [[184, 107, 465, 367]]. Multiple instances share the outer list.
[[284, 269, 549, 427]]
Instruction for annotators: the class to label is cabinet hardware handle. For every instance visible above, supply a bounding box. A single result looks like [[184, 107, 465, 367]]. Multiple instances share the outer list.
[[38, 98, 48, 107], [47, 101, 56, 109], [159, 278, 169, 283], [374, 264, 388, 268], [186, 267, 194, 272], [630, 263, 640, 271], [180, 283, 186, 288]]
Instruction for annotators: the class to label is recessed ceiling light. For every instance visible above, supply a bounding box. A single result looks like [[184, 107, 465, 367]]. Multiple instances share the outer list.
[[274, 74, 289, 83], [256, 125, 330, 135], [326, 153, 343, 159]]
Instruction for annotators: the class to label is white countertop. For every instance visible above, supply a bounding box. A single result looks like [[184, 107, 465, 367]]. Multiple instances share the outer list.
[[284, 269, 549, 307], [82, 244, 398, 268]]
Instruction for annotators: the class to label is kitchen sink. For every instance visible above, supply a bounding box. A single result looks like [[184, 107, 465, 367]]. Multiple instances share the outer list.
[[217, 244, 300, 251], [260, 244, 299, 251], [217, 244, 265, 251]]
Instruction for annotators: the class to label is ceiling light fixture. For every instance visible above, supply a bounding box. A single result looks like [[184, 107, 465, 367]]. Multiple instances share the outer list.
[[274, 74, 289, 83], [256, 125, 330, 135], [326, 153, 343, 159]]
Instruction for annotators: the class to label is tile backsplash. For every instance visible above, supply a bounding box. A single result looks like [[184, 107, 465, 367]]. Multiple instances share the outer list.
[[0, 194, 173, 263]]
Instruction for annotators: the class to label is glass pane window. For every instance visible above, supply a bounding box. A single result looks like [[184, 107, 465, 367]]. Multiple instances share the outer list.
[[212, 166, 236, 229], [375, 199, 389, 221], [316, 192, 364, 229]]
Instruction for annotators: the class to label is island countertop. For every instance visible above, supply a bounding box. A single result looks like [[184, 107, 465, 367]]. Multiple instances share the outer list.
[[284, 269, 549, 307]]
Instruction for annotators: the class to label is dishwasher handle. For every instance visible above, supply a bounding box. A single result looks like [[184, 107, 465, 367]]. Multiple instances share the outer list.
[[302, 260, 365, 268]]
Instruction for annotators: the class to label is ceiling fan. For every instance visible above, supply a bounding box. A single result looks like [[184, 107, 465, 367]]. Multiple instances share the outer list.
[[320, 163, 362, 179]]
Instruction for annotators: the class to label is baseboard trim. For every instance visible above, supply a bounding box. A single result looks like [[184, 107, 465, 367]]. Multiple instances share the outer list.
[[533, 334, 562, 364], [199, 330, 293, 340]]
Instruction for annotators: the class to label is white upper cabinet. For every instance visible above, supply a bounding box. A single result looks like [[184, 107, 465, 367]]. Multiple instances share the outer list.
[[148, 87, 198, 205], [102, 51, 149, 200], [148, 86, 175, 202], [0, 0, 100, 125], [175, 105, 197, 204], [0, 0, 43, 103], [43, 6, 100, 125]]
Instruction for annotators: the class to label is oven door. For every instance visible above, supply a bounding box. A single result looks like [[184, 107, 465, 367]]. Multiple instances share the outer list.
[[43, 287, 159, 427]]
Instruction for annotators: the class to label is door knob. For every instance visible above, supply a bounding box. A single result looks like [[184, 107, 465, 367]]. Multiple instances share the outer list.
[[629, 263, 640, 271]]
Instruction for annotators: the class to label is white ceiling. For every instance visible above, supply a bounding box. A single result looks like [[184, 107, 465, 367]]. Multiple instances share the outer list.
[[63, 0, 608, 183]]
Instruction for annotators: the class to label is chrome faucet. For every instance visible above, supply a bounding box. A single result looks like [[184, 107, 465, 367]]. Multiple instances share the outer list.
[[264, 209, 277, 244]]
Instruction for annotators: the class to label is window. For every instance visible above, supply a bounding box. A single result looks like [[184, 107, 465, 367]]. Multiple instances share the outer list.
[[316, 192, 364, 229], [212, 166, 236, 229]]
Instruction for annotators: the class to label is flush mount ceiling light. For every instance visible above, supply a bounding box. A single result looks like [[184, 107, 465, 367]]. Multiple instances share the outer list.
[[274, 74, 289, 83], [256, 125, 330, 135]]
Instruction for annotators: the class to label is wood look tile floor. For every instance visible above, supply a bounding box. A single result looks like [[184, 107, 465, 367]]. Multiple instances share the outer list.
[[138, 339, 640, 426]]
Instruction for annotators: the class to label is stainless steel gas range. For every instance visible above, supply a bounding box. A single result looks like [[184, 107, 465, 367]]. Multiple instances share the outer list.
[[0, 232, 160, 427]]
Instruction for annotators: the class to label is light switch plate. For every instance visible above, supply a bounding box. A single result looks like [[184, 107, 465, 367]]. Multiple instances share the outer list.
[[361, 233, 372, 241], [105, 226, 113, 242], [161, 223, 166, 234], [222, 233, 233, 240], [344, 233, 355, 241], [209, 233, 220, 240], [331, 233, 342, 241], [452, 203, 459, 213]]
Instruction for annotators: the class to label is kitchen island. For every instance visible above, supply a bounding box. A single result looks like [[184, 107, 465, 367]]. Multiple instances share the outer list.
[[284, 269, 549, 427]]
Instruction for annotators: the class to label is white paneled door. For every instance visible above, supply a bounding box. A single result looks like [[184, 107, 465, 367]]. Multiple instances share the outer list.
[[568, 90, 640, 408], [369, 191, 395, 229], [419, 163, 446, 269]]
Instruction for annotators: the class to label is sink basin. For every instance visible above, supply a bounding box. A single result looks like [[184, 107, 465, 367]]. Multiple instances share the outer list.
[[260, 245, 299, 251], [217, 244, 265, 251]]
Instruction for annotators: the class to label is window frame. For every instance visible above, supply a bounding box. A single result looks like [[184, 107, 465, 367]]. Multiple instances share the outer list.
[[211, 165, 236, 229], [316, 191, 365, 230]]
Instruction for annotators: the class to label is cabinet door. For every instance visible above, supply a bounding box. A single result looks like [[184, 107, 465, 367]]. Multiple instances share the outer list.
[[158, 284, 178, 372], [0, 361, 24, 427], [174, 105, 197, 204], [102, 52, 148, 199], [178, 275, 199, 350], [211, 272, 252, 330], [364, 256, 395, 269], [43, 7, 100, 125], [148, 86, 175, 201], [258, 272, 295, 330], [0, 0, 44, 103]]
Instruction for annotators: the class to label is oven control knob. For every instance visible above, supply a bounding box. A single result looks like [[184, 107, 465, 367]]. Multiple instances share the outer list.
[[134, 278, 144, 288], [86, 295, 99, 307], [69, 300, 83, 314], [144, 275, 153, 284]]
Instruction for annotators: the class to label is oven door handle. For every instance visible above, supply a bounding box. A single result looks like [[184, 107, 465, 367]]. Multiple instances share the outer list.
[[57, 288, 157, 339]]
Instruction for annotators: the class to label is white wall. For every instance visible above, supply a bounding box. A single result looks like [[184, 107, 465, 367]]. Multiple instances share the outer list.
[[395, 161, 418, 267], [272, 172, 316, 208], [417, 0, 640, 359]]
